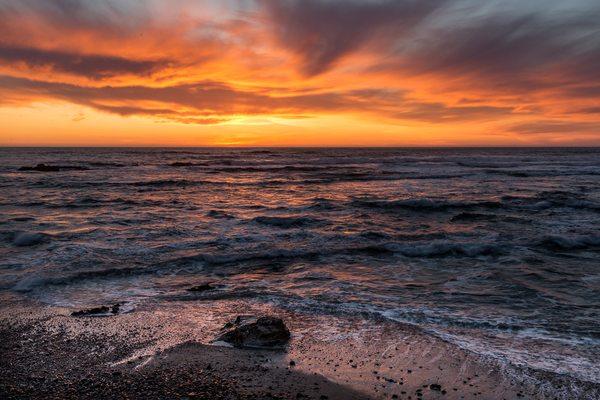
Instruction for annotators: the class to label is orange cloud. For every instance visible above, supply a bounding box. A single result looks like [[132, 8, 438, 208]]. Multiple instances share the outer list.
[[0, 0, 599, 146]]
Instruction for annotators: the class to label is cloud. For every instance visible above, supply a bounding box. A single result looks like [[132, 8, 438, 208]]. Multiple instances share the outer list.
[[393, 102, 514, 122], [0, 0, 598, 142], [0, 45, 171, 79], [509, 120, 600, 135], [379, 2, 600, 94], [0, 0, 148, 31], [0, 74, 513, 124], [260, 0, 445, 76]]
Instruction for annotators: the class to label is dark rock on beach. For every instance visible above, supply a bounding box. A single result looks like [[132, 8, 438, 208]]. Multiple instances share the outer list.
[[215, 316, 291, 348], [19, 164, 89, 172], [430, 383, 442, 391], [71, 304, 121, 317], [187, 283, 215, 292]]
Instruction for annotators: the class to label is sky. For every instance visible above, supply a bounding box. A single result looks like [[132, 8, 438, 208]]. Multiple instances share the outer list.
[[0, 0, 599, 146]]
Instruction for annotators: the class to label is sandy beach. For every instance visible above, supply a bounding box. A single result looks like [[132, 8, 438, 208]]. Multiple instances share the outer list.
[[2, 293, 598, 400]]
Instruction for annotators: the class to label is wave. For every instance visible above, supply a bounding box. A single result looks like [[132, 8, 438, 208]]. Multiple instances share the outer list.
[[351, 191, 600, 214], [352, 198, 502, 211], [539, 235, 600, 251], [450, 212, 498, 222], [456, 161, 521, 168], [162, 239, 502, 270], [1, 230, 51, 247], [40, 197, 168, 209], [13, 266, 149, 292], [502, 191, 600, 211], [387, 241, 503, 257], [252, 215, 326, 229], [86, 161, 129, 168], [129, 179, 209, 188], [18, 164, 89, 172], [486, 169, 600, 178], [484, 169, 531, 177], [174, 164, 337, 173]]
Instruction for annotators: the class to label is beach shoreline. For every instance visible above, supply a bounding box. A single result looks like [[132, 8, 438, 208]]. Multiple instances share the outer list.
[[2, 297, 598, 400]]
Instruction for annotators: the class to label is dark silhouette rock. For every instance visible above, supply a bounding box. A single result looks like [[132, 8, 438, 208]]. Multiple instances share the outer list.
[[19, 164, 60, 172], [19, 164, 89, 172], [187, 283, 215, 292], [215, 316, 290, 348], [169, 162, 209, 167], [71, 304, 121, 317]]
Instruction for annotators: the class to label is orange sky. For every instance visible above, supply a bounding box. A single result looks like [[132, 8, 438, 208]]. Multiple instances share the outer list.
[[0, 0, 599, 146]]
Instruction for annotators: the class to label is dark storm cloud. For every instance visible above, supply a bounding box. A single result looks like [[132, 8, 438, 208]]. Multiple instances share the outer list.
[[0, 45, 171, 79], [0, 0, 145, 29], [397, 12, 600, 87], [261, 0, 600, 96], [0, 74, 513, 123], [563, 86, 600, 99], [354, 1, 600, 98], [260, 0, 446, 76]]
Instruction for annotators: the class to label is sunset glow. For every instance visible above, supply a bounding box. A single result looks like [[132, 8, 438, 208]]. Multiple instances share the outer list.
[[1, 0, 599, 146]]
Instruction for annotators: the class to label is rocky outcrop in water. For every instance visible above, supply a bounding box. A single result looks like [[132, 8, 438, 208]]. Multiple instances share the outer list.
[[19, 164, 89, 172], [215, 316, 290, 348], [187, 283, 215, 292]]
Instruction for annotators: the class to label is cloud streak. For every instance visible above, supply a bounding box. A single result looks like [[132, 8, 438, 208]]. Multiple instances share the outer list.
[[0, 74, 515, 124], [261, 0, 445, 76], [0, 45, 171, 79]]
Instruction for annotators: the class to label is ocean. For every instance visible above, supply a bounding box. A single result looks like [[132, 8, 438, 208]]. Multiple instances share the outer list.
[[1, 147, 599, 384]]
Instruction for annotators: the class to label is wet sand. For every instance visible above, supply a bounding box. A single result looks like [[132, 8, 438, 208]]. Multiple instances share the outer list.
[[1, 297, 598, 400]]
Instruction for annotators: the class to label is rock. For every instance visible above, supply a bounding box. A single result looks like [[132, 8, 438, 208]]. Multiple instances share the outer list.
[[214, 316, 290, 348], [169, 162, 208, 167], [19, 164, 89, 172], [430, 384, 442, 391], [71, 304, 121, 317], [13, 232, 48, 247], [187, 283, 215, 292], [19, 164, 60, 172]]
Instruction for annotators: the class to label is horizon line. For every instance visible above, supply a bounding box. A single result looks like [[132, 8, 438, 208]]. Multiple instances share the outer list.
[[1, 145, 600, 149]]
